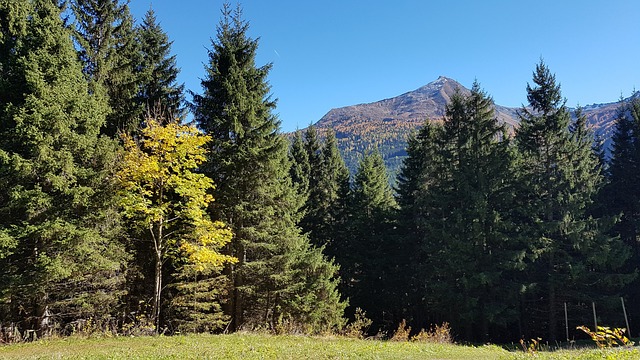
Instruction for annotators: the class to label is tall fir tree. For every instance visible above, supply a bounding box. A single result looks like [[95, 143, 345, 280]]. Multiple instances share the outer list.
[[289, 130, 310, 202], [318, 130, 351, 258], [601, 98, 640, 327], [0, 0, 126, 332], [299, 125, 324, 245], [514, 61, 631, 341], [343, 150, 397, 330], [393, 119, 443, 327], [192, 3, 345, 333], [136, 8, 185, 120], [72, 0, 142, 136], [418, 84, 522, 341]]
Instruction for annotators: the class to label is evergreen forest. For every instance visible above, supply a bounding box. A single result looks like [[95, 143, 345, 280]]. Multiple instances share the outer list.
[[2, 0, 640, 344]]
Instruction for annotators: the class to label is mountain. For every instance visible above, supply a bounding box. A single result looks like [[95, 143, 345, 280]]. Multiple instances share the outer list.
[[306, 76, 633, 179]]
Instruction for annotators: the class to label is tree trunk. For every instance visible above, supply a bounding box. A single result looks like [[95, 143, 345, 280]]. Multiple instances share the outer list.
[[232, 245, 246, 331], [153, 249, 162, 333], [152, 219, 164, 334], [548, 257, 557, 342]]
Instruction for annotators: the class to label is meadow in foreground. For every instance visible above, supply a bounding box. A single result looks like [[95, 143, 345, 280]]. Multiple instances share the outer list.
[[1, 333, 639, 360]]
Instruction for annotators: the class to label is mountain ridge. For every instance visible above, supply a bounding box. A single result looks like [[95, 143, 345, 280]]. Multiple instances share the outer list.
[[302, 76, 633, 177]]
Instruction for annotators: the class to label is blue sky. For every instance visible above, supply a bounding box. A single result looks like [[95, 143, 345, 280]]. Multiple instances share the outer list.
[[128, 1, 640, 133]]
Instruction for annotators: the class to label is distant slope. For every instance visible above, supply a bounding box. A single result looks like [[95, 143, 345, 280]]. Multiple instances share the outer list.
[[311, 76, 518, 177], [303, 76, 633, 179]]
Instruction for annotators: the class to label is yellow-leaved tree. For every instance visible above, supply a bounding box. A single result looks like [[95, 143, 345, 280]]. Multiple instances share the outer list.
[[117, 118, 236, 332]]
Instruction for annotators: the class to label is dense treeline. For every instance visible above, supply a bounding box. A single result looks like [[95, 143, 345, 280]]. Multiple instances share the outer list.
[[292, 70, 639, 342], [1, 0, 639, 344]]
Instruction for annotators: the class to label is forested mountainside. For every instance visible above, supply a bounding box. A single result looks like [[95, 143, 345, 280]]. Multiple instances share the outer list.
[[305, 76, 633, 177]]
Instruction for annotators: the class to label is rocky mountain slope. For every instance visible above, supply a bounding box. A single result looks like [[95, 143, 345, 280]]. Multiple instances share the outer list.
[[305, 76, 631, 178]]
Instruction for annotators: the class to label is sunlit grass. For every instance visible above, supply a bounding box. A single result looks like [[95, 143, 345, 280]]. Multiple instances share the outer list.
[[0, 333, 638, 360]]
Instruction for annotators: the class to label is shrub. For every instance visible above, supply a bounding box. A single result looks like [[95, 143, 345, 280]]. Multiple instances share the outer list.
[[343, 308, 372, 339], [390, 319, 411, 341], [577, 325, 634, 348], [411, 322, 453, 344]]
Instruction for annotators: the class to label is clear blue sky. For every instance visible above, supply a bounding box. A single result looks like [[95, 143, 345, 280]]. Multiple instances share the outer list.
[[128, 1, 640, 133]]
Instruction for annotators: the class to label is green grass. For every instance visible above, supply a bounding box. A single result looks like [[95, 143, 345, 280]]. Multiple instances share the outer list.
[[1, 333, 638, 360]]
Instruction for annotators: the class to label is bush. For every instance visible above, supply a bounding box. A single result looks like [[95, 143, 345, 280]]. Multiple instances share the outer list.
[[411, 322, 453, 344], [343, 308, 372, 339]]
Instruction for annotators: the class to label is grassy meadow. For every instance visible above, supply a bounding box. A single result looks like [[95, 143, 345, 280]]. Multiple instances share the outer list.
[[1, 333, 639, 360]]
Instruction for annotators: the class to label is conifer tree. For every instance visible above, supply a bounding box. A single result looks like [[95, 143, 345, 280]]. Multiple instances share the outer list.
[[343, 150, 396, 329], [393, 120, 443, 326], [515, 61, 631, 341], [299, 125, 324, 244], [420, 84, 521, 340], [289, 130, 310, 210], [72, 0, 142, 136], [0, 0, 126, 331], [604, 100, 640, 252], [291, 128, 350, 258], [318, 130, 351, 257], [192, 3, 345, 332], [601, 99, 640, 325], [137, 8, 185, 120]]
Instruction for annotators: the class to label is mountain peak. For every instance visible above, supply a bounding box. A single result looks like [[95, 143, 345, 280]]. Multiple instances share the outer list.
[[311, 76, 519, 175]]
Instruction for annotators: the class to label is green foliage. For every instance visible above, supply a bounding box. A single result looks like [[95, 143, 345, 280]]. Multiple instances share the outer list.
[[289, 130, 310, 203], [515, 60, 633, 341], [600, 99, 640, 327], [395, 82, 521, 340], [72, 0, 143, 136], [340, 150, 397, 330], [0, 0, 126, 331], [168, 272, 231, 334], [136, 8, 185, 120], [293, 127, 351, 255], [192, 2, 345, 333]]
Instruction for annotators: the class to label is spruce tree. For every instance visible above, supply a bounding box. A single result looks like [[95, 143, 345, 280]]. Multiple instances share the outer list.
[[192, 3, 345, 332], [420, 84, 521, 341], [137, 8, 185, 120], [299, 125, 324, 245], [72, 0, 142, 136], [393, 120, 443, 327], [318, 130, 351, 258], [601, 99, 640, 326], [293, 127, 351, 255], [0, 0, 126, 332], [515, 61, 631, 341], [343, 150, 396, 329], [289, 130, 310, 210]]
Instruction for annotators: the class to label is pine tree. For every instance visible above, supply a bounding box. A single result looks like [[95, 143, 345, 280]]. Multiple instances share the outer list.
[[393, 120, 443, 326], [343, 150, 397, 329], [422, 84, 521, 340], [0, 0, 126, 332], [192, 3, 345, 332], [137, 8, 185, 120], [289, 130, 310, 210], [605, 100, 640, 254], [515, 61, 631, 341], [318, 130, 351, 258], [299, 125, 324, 244], [601, 99, 640, 326], [72, 0, 142, 136], [292, 127, 351, 256]]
